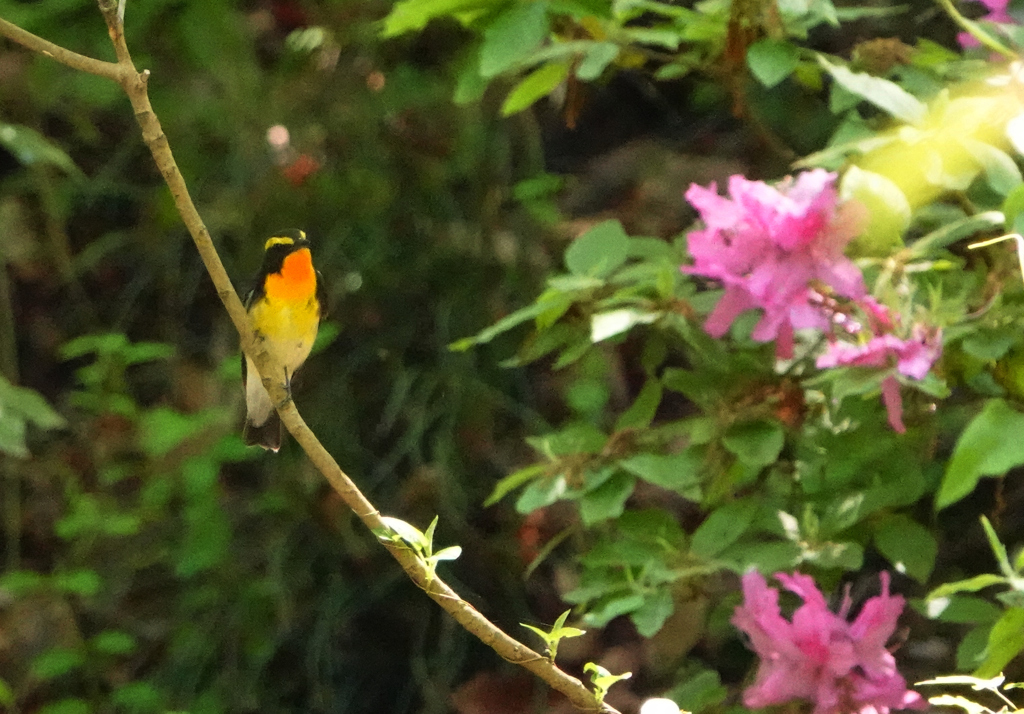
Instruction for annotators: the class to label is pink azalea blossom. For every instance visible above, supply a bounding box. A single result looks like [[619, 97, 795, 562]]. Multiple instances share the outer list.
[[683, 170, 866, 359], [816, 326, 941, 432], [959, 0, 1012, 47], [732, 570, 926, 714]]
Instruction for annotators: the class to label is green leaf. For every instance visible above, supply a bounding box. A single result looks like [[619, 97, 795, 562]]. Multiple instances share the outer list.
[[516, 475, 567, 513], [721, 420, 784, 469], [963, 139, 1022, 196], [874, 515, 937, 583], [381, 0, 498, 36], [937, 573, 1007, 606], [923, 595, 1002, 624], [39, 699, 91, 714], [0, 569, 44, 595], [479, 2, 549, 78], [584, 593, 645, 626], [630, 588, 674, 637], [665, 669, 727, 713], [1003, 184, 1024, 226], [514, 173, 564, 200], [962, 329, 1020, 362], [803, 540, 864, 570], [927, 573, 1006, 600], [908, 211, 1005, 258], [54, 569, 101, 597], [619, 448, 702, 496], [432, 545, 463, 561], [584, 662, 632, 699], [576, 42, 618, 80], [580, 472, 635, 525], [938, 399, 1024, 510], [958, 624, 993, 671], [0, 679, 12, 709], [454, 51, 489, 104], [0, 123, 84, 177], [565, 220, 630, 277], [379, 516, 427, 548], [111, 681, 164, 713], [975, 607, 1024, 678], [451, 300, 550, 351], [720, 540, 802, 572], [621, 26, 681, 49], [528, 422, 606, 456], [614, 380, 662, 431], [0, 412, 27, 458], [30, 648, 86, 680], [91, 630, 136, 656], [485, 463, 547, 506], [690, 499, 758, 559], [840, 166, 910, 256], [60, 333, 125, 360], [747, 39, 799, 88], [818, 58, 926, 124], [980, 515, 1015, 578], [176, 502, 230, 577], [138, 407, 211, 458], [122, 341, 174, 365], [0, 375, 66, 430], [501, 61, 569, 115]]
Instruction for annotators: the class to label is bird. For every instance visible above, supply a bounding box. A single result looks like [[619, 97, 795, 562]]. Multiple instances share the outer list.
[[242, 229, 325, 451]]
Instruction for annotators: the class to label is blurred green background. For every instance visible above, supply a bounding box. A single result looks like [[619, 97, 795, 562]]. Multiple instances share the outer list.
[[0, 0, 970, 712]]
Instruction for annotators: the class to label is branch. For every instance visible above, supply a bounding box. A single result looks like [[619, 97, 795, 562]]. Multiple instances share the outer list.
[[0, 8, 620, 713], [0, 16, 121, 81]]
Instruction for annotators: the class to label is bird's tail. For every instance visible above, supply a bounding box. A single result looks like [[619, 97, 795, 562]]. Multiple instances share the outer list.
[[243, 354, 282, 451], [243, 411, 282, 452]]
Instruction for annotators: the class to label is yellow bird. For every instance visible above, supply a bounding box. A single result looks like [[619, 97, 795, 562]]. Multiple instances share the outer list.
[[242, 230, 325, 451]]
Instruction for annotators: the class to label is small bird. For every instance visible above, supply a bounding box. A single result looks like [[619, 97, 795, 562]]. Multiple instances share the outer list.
[[242, 229, 325, 451]]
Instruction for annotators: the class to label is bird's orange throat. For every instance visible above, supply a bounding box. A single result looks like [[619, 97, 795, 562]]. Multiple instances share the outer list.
[[265, 248, 316, 301]]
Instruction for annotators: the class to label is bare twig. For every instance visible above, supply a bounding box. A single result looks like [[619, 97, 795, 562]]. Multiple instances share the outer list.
[[0, 17, 121, 81], [0, 8, 618, 712]]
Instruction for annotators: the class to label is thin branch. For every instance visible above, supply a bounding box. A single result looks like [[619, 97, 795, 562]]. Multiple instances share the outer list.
[[0, 17, 121, 82], [0, 8, 620, 713], [932, 0, 1015, 58]]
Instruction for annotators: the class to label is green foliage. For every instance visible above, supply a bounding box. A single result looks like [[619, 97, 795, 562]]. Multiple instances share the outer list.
[[0, 374, 66, 457], [520, 609, 585, 660], [938, 400, 1024, 509], [39, 699, 92, 714], [924, 518, 1024, 678], [874, 514, 937, 584], [747, 40, 800, 89], [375, 515, 463, 582], [583, 662, 631, 704], [30, 647, 85, 681], [13, 0, 1024, 707], [0, 122, 84, 177]]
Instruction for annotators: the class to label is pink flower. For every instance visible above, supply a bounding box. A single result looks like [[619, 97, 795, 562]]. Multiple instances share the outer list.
[[816, 326, 941, 432], [959, 0, 1012, 47], [732, 570, 926, 714], [683, 170, 866, 359]]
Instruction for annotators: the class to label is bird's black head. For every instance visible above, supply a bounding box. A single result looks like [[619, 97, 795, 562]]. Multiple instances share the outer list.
[[261, 229, 311, 274]]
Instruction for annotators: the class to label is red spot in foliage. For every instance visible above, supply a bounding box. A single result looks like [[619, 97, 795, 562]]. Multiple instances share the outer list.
[[281, 154, 320, 186]]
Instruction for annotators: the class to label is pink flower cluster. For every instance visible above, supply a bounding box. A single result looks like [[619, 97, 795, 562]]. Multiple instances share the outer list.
[[683, 170, 942, 432], [683, 169, 866, 359], [732, 570, 925, 714], [817, 326, 941, 432]]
